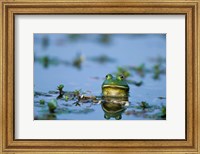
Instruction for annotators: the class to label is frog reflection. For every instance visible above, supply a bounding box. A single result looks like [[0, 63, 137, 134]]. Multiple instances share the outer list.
[[101, 96, 130, 120]]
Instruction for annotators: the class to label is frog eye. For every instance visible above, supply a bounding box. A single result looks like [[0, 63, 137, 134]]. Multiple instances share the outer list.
[[106, 74, 113, 80], [117, 75, 124, 80]]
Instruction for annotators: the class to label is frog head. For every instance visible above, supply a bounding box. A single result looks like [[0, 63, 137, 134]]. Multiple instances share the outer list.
[[102, 74, 129, 97]]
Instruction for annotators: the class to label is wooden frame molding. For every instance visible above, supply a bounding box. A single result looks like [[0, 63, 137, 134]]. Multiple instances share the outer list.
[[0, 0, 199, 153]]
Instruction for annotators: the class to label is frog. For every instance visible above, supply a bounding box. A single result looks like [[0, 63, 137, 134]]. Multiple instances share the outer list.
[[102, 74, 129, 97]]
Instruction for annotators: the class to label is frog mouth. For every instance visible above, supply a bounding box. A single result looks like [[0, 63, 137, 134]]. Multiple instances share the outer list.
[[102, 85, 129, 89]]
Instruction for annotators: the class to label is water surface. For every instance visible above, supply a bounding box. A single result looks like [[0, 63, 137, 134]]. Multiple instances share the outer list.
[[34, 34, 166, 120]]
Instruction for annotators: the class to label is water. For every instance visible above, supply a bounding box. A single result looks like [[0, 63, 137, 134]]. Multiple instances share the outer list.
[[34, 34, 166, 120]]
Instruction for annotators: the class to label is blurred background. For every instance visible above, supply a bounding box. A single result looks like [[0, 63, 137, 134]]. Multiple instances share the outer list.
[[34, 34, 166, 120]]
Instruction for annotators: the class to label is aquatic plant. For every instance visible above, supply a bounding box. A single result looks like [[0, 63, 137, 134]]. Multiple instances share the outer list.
[[99, 34, 111, 44], [89, 55, 116, 64], [42, 36, 49, 49], [133, 81, 143, 87], [161, 105, 166, 118], [56, 84, 64, 99], [149, 56, 166, 65], [57, 84, 64, 93], [127, 80, 143, 87], [125, 109, 148, 117], [39, 99, 45, 105], [35, 56, 60, 68], [35, 113, 57, 120], [72, 53, 84, 69], [152, 64, 161, 79], [74, 89, 81, 96], [69, 89, 98, 106], [40, 56, 49, 68], [68, 34, 83, 42], [137, 101, 150, 110], [65, 95, 69, 102], [73, 101, 81, 106], [48, 99, 57, 113], [129, 64, 146, 77], [146, 105, 166, 120], [116, 67, 131, 78], [127, 61, 166, 80], [152, 64, 166, 80], [158, 96, 166, 100], [35, 54, 85, 69]]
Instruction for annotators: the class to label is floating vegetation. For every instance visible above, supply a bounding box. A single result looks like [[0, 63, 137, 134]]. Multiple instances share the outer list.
[[34, 56, 60, 68], [35, 87, 166, 120], [69, 89, 87, 100], [42, 36, 49, 49], [99, 34, 111, 44], [57, 84, 64, 93], [114, 67, 143, 87], [48, 99, 57, 113], [158, 96, 166, 100], [65, 95, 69, 102], [149, 56, 166, 65], [90, 76, 101, 80], [136, 101, 151, 110], [125, 103, 165, 120], [143, 105, 166, 120], [72, 53, 84, 69], [161, 106, 166, 115], [49, 88, 99, 105], [128, 64, 146, 77], [73, 101, 81, 107], [34, 54, 84, 69], [39, 99, 45, 105], [158, 105, 166, 119], [34, 113, 57, 120], [125, 110, 147, 117], [152, 64, 166, 80], [57, 84, 64, 99], [125, 60, 166, 81], [65, 89, 99, 106], [68, 34, 84, 42], [89, 54, 116, 64], [66, 34, 113, 45], [115, 67, 131, 78], [35, 45, 165, 82], [127, 80, 143, 87]]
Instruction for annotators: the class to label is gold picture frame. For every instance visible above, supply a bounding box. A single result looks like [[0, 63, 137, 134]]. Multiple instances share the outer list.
[[0, 0, 200, 153]]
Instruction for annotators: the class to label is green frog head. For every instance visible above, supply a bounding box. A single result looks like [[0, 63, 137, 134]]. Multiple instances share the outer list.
[[102, 74, 129, 97]]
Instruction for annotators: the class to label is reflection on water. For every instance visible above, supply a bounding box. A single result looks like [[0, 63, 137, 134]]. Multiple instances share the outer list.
[[101, 96, 129, 120], [34, 34, 166, 120]]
